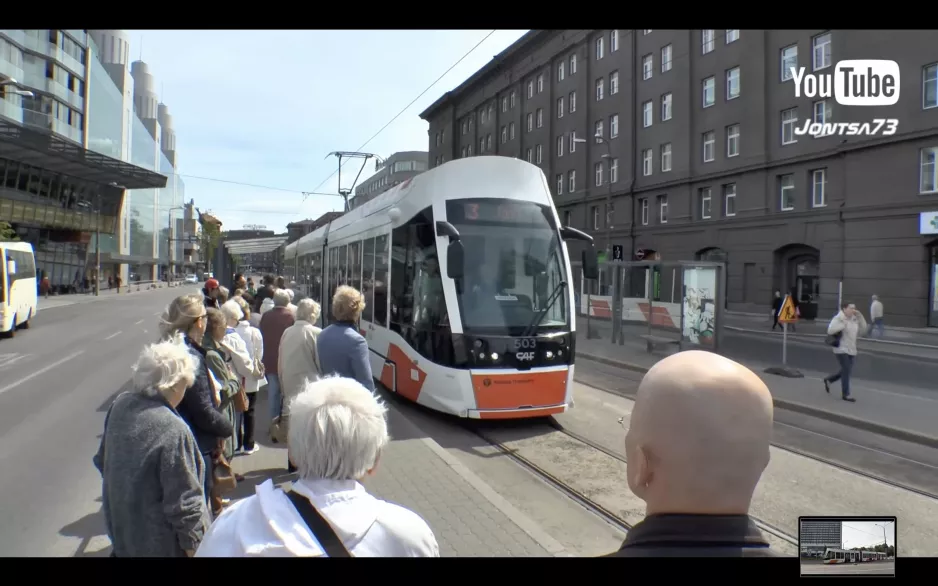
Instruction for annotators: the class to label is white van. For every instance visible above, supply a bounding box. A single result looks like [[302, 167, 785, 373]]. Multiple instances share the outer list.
[[1, 241, 38, 338]]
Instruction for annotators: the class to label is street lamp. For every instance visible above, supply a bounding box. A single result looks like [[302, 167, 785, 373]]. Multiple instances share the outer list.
[[0, 77, 35, 98], [167, 205, 185, 285], [571, 135, 601, 340], [874, 522, 891, 556]]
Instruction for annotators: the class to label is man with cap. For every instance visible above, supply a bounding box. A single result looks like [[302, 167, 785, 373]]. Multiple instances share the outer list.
[[203, 278, 221, 309]]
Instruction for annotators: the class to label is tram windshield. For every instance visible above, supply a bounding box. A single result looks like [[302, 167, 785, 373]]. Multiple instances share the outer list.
[[446, 198, 569, 335]]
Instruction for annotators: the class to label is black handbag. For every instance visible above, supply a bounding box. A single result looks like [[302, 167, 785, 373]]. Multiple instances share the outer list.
[[285, 490, 352, 557], [825, 331, 842, 347]]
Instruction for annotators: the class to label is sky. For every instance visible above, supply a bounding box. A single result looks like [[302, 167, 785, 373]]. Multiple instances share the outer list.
[[842, 521, 895, 550], [131, 29, 529, 234]]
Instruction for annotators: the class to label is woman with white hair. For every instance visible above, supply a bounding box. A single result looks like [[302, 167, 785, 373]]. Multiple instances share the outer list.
[[223, 298, 266, 455], [195, 376, 439, 557], [93, 336, 211, 557], [277, 298, 323, 473]]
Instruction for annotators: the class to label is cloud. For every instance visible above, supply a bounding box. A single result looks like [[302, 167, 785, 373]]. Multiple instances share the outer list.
[[132, 29, 528, 232]]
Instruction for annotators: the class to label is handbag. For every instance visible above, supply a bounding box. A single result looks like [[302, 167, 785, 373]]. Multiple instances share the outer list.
[[825, 331, 842, 347], [251, 329, 266, 378], [212, 449, 238, 494], [233, 377, 249, 413], [285, 490, 351, 557]]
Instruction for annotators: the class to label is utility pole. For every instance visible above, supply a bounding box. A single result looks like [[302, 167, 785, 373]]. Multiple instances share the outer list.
[[325, 151, 381, 211], [94, 193, 101, 296]]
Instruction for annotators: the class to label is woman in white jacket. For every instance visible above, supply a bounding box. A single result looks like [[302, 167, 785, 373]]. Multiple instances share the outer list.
[[823, 301, 867, 403], [220, 300, 265, 454]]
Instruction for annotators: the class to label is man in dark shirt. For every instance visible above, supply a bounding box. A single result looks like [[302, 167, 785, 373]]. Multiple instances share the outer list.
[[604, 350, 781, 557], [252, 274, 276, 313]]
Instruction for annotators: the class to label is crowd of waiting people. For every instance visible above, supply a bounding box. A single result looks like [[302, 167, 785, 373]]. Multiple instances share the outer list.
[[92, 273, 782, 557]]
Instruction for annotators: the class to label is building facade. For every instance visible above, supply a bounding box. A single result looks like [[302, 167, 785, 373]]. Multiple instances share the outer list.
[[1, 29, 167, 292], [286, 211, 344, 244], [350, 151, 428, 209], [800, 520, 842, 557], [420, 30, 938, 327]]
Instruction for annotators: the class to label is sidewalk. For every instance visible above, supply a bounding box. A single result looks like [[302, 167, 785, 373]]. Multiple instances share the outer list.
[[724, 311, 938, 348], [37, 282, 194, 311], [226, 391, 564, 557], [574, 329, 938, 449]]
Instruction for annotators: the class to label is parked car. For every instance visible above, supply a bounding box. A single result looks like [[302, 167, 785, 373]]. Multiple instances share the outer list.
[[184, 274, 198, 284]]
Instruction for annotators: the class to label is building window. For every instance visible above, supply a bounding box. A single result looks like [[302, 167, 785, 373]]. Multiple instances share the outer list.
[[637, 198, 649, 225], [661, 92, 672, 121], [527, 80, 535, 98], [812, 169, 827, 207], [570, 131, 578, 152], [557, 135, 564, 157], [558, 61, 565, 82], [813, 32, 832, 71], [557, 96, 565, 118], [592, 206, 600, 230], [468, 144, 473, 156], [606, 202, 614, 226], [643, 54, 653, 80], [643, 101, 653, 127], [661, 143, 672, 172], [924, 64, 937, 109], [703, 131, 715, 163], [509, 122, 516, 139], [702, 29, 715, 54], [502, 96, 508, 112], [537, 73, 544, 93], [724, 183, 737, 216], [610, 158, 619, 183], [703, 76, 715, 107], [480, 108, 487, 125], [536, 144, 543, 164], [610, 114, 619, 138], [486, 134, 492, 150], [611, 30, 619, 52], [726, 66, 740, 99], [782, 108, 799, 145], [661, 44, 673, 72], [726, 29, 739, 44], [526, 112, 534, 132], [780, 174, 795, 210], [813, 100, 831, 137], [480, 137, 485, 152], [526, 148, 533, 162], [596, 37, 604, 60], [921, 147, 937, 193], [658, 195, 669, 223], [564, 210, 572, 225], [596, 78, 604, 101], [537, 108, 544, 128], [642, 149, 653, 176], [461, 120, 468, 134], [569, 91, 577, 112], [595, 120, 604, 141], [556, 174, 564, 195], [510, 90, 516, 108], [570, 53, 577, 74], [610, 70, 619, 94], [700, 187, 712, 219], [595, 162, 603, 187], [500, 126, 507, 144], [569, 170, 576, 193], [461, 146, 467, 158], [726, 124, 740, 157], [781, 45, 798, 82]]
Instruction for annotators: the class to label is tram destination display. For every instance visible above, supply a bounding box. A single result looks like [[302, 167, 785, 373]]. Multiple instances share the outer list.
[[449, 199, 547, 225]]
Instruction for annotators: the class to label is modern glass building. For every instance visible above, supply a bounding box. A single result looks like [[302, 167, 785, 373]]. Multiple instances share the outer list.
[[800, 520, 842, 557], [1, 29, 167, 293]]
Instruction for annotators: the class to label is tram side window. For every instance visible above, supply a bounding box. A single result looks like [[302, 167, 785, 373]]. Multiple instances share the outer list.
[[310, 252, 322, 304], [411, 224, 447, 330], [349, 240, 362, 292], [362, 237, 375, 323], [338, 245, 348, 286], [328, 247, 338, 303], [390, 225, 413, 333], [373, 234, 389, 327]]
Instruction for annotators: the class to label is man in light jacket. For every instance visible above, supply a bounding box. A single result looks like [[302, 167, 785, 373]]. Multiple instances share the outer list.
[[868, 295, 884, 338], [823, 301, 867, 403], [194, 376, 439, 557]]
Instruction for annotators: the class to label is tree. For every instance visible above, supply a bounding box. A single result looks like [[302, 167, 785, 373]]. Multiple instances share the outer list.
[[199, 220, 221, 272], [0, 221, 19, 242]]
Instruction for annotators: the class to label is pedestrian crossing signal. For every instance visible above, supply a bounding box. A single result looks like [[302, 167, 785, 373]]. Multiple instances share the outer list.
[[778, 295, 798, 323]]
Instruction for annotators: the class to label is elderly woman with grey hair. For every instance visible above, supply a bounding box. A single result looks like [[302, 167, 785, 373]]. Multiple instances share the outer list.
[[93, 336, 211, 557], [195, 376, 439, 557], [277, 298, 323, 473]]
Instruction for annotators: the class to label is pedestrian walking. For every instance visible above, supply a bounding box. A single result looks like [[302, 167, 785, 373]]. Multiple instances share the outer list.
[[259, 289, 295, 434], [194, 376, 439, 557], [868, 295, 885, 338], [770, 291, 782, 331], [93, 336, 211, 557], [822, 301, 867, 403]]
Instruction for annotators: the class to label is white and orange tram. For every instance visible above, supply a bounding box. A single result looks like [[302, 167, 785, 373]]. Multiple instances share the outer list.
[[822, 548, 888, 563], [283, 156, 599, 419]]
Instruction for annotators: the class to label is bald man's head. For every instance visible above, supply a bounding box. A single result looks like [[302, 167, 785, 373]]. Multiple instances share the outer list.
[[625, 350, 774, 516]]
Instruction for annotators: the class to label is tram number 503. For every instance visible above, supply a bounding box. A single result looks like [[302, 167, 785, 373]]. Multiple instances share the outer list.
[[515, 338, 536, 361]]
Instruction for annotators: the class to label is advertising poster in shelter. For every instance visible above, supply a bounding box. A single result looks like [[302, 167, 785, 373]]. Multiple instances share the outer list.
[[682, 266, 718, 346]]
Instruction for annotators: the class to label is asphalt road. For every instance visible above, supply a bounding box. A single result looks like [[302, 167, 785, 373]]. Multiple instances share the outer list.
[[0, 285, 200, 557], [574, 357, 938, 499], [800, 560, 895, 575]]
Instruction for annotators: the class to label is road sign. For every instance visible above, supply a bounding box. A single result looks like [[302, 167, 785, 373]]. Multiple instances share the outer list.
[[635, 248, 646, 260], [777, 294, 799, 323], [612, 245, 624, 261]]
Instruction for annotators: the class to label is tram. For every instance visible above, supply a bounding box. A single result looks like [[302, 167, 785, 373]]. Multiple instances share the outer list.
[[283, 156, 599, 419], [822, 548, 888, 563]]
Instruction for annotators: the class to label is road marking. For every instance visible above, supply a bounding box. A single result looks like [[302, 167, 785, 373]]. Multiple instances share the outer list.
[[0, 353, 27, 370], [105, 331, 122, 340], [134, 319, 144, 325], [0, 351, 84, 396]]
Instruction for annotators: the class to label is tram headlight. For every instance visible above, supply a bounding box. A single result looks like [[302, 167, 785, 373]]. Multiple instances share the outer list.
[[473, 339, 483, 350], [491, 352, 499, 361], [545, 350, 554, 359]]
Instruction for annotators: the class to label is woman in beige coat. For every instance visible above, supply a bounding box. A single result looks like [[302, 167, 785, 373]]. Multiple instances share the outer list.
[[277, 298, 323, 473]]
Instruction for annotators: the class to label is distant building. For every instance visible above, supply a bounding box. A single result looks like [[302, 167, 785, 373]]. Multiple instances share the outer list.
[[286, 211, 344, 244], [350, 151, 428, 209], [800, 520, 842, 557]]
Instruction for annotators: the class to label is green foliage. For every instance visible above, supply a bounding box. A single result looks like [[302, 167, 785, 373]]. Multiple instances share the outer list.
[[200, 221, 221, 270], [0, 221, 19, 242]]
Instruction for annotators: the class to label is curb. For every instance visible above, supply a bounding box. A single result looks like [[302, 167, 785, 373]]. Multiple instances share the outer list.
[[577, 351, 938, 451], [724, 326, 938, 352], [38, 285, 197, 312]]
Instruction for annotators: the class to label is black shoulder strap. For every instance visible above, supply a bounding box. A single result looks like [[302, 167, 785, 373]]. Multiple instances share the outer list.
[[285, 490, 352, 557]]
